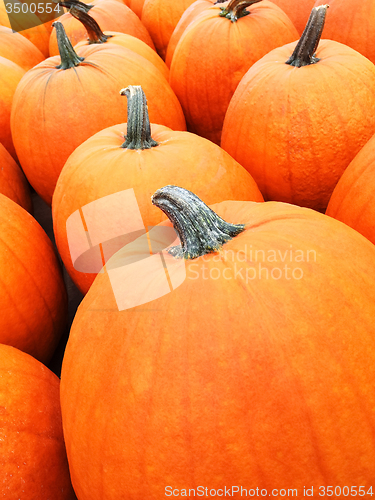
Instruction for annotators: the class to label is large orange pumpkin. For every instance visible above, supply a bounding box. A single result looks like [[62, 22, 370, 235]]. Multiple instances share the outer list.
[[326, 133, 375, 246], [0, 344, 76, 499], [141, 0, 197, 59], [71, 5, 169, 79], [49, 0, 155, 55], [221, 5, 375, 212], [169, 0, 299, 145], [0, 194, 67, 364], [127, 0, 146, 17], [0, 25, 44, 71], [0, 141, 32, 212], [314, 0, 375, 65], [0, 55, 25, 161], [52, 85, 263, 294], [11, 22, 186, 205], [60, 185, 375, 499]]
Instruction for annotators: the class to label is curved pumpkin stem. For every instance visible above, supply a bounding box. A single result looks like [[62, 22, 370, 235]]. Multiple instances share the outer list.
[[69, 5, 113, 44], [286, 5, 328, 67], [119, 86, 159, 150], [152, 186, 245, 259], [219, 0, 261, 22], [56, 0, 93, 13], [53, 22, 84, 69]]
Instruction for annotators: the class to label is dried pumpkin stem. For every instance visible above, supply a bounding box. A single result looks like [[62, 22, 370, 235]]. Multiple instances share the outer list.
[[53, 21, 84, 69], [152, 186, 245, 259], [57, 0, 93, 13], [119, 86, 159, 150], [219, 0, 261, 22], [69, 5, 113, 43], [286, 5, 328, 67]]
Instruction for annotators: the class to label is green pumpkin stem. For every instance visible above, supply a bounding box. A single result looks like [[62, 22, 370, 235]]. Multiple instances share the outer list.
[[68, 5, 113, 43], [286, 5, 328, 67], [119, 86, 159, 150], [219, 0, 261, 22], [53, 21, 84, 69], [152, 186, 246, 259], [56, 0, 93, 13]]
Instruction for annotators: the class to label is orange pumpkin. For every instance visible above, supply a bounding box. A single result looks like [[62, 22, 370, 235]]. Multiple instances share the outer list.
[[128, 0, 146, 17], [270, 0, 316, 33], [221, 6, 375, 211], [0, 25, 44, 70], [169, 0, 299, 145], [0, 344, 76, 499], [0, 0, 52, 56], [314, 0, 375, 65], [11, 22, 186, 205], [60, 185, 375, 499], [0, 141, 32, 212], [326, 133, 375, 246], [49, 0, 155, 55], [52, 85, 263, 294], [71, 6, 169, 79], [165, 0, 215, 67], [0, 194, 67, 364], [141, 0, 197, 59], [0, 55, 25, 161]]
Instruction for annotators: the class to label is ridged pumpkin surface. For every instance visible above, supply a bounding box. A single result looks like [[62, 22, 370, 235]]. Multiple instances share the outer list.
[[0, 344, 76, 499], [0, 194, 67, 364], [326, 133, 375, 246], [60, 197, 375, 499], [270, 0, 316, 33], [314, 0, 375, 65], [0, 26, 44, 71]]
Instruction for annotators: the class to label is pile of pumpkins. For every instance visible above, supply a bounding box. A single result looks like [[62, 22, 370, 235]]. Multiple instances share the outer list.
[[1, 0, 375, 498]]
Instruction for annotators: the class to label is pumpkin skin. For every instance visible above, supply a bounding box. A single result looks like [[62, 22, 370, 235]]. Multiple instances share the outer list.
[[0, 194, 67, 364], [165, 0, 215, 67], [11, 37, 186, 205], [0, 0, 51, 56], [0, 344, 76, 499], [60, 189, 375, 500], [0, 55, 25, 161], [52, 110, 263, 294], [326, 133, 375, 246], [49, 0, 155, 55], [270, 0, 316, 33], [221, 39, 375, 212], [141, 0, 197, 59], [0, 141, 32, 212], [169, 0, 299, 145], [314, 0, 375, 65], [0, 26, 44, 71], [128, 0, 146, 17]]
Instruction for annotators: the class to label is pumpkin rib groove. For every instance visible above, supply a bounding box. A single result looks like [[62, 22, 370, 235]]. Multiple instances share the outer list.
[[0, 231, 59, 335]]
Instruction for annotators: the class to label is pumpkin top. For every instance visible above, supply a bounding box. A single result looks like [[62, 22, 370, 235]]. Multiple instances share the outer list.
[[152, 185, 245, 259], [219, 0, 261, 22], [68, 4, 112, 43]]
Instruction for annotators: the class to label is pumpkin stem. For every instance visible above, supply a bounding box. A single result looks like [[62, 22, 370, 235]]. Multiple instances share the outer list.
[[68, 5, 113, 43], [119, 86, 159, 150], [152, 186, 245, 259], [53, 22, 84, 69], [56, 0, 93, 13], [286, 5, 328, 67], [219, 0, 261, 22]]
